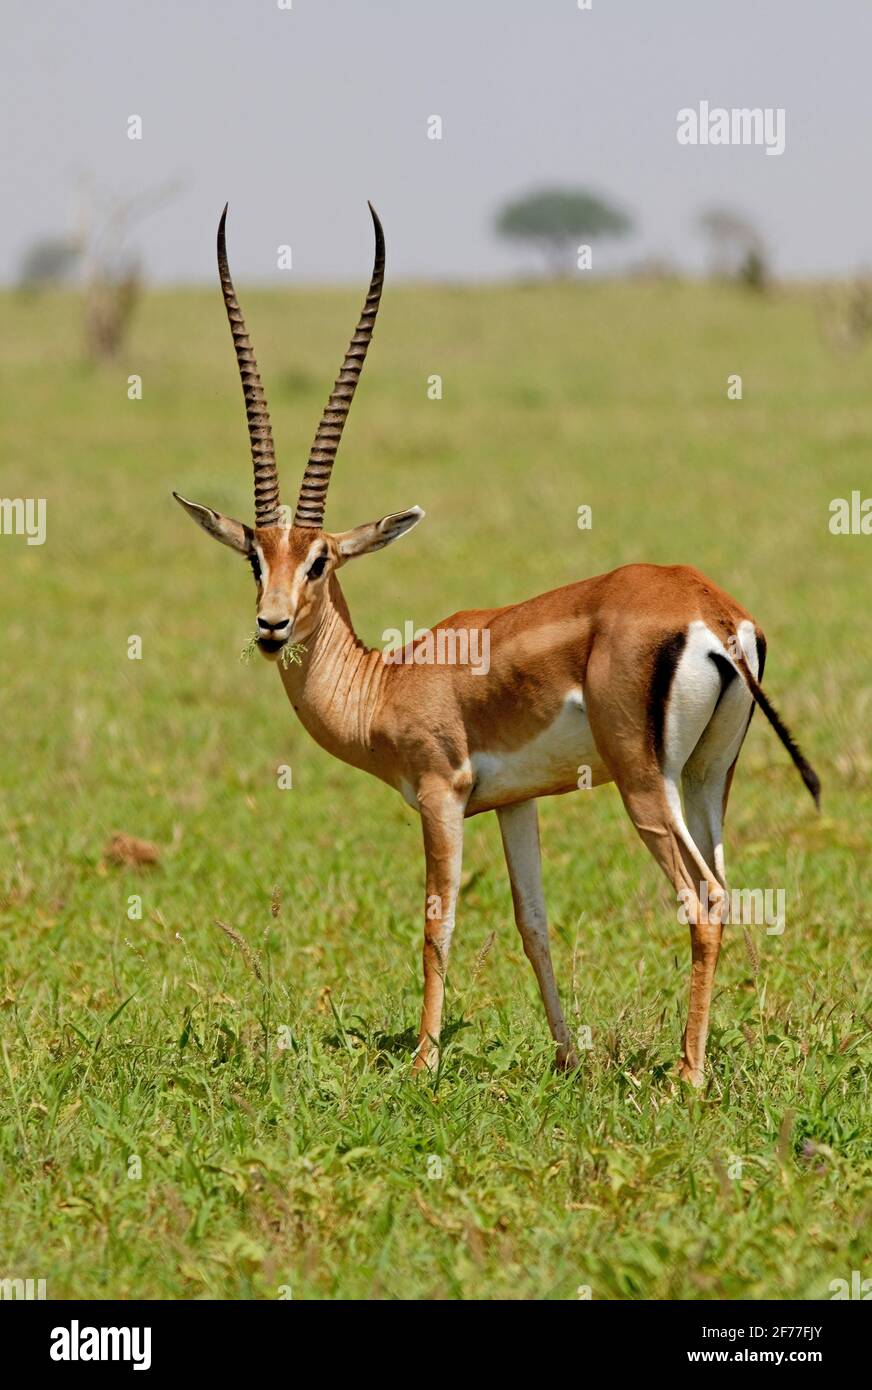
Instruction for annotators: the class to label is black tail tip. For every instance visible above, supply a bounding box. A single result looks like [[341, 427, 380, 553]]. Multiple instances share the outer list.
[[803, 765, 822, 810]]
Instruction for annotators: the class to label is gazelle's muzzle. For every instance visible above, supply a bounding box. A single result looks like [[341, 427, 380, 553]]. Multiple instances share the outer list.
[[256, 614, 291, 656]]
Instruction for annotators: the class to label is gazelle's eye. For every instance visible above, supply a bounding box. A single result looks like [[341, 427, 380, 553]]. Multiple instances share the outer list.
[[249, 552, 262, 582], [308, 554, 328, 581]]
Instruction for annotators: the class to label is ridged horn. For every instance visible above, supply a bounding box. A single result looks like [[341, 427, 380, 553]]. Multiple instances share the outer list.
[[294, 202, 385, 529], [217, 204, 281, 527]]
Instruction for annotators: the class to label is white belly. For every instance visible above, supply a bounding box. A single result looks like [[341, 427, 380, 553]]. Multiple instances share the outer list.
[[468, 688, 608, 810]]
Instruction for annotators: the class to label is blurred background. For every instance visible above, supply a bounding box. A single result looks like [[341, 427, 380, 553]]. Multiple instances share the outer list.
[[4, 0, 872, 290], [0, 0, 870, 1301], [6, 0, 872, 367]]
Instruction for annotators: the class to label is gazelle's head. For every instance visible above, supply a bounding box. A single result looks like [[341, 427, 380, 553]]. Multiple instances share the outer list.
[[174, 203, 423, 659]]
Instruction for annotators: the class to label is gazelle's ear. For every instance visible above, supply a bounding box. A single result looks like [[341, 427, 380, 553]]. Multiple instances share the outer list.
[[173, 492, 253, 555], [333, 506, 425, 563]]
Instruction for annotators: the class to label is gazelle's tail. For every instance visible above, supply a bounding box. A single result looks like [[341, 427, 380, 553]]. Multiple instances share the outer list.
[[733, 657, 821, 808]]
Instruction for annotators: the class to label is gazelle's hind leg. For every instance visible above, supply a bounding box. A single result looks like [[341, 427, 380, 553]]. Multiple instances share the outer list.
[[616, 780, 727, 1086], [584, 622, 742, 1085]]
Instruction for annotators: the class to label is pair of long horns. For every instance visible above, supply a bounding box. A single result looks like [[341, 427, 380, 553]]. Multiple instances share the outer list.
[[217, 201, 385, 529]]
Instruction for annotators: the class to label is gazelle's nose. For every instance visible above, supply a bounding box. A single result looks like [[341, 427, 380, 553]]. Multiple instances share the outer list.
[[257, 615, 290, 634]]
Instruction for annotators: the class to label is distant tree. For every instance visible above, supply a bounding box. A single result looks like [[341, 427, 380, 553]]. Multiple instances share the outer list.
[[698, 207, 769, 290], [495, 187, 632, 277], [17, 237, 81, 290], [15, 175, 184, 360], [738, 246, 768, 293], [77, 175, 184, 361]]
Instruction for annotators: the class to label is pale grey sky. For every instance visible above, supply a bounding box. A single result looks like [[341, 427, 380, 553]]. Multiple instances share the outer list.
[[3, 0, 872, 284]]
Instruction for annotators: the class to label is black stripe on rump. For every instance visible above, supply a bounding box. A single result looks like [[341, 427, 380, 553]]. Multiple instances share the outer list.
[[649, 632, 687, 767], [708, 650, 738, 711]]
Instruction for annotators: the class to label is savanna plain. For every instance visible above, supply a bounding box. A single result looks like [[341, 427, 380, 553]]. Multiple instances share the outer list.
[[0, 275, 869, 1299]]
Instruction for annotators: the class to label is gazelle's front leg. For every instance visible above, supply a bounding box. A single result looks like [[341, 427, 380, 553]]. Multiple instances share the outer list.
[[497, 800, 578, 1071], [413, 775, 466, 1072]]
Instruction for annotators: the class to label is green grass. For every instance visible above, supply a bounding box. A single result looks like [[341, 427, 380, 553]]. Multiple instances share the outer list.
[[0, 278, 869, 1300]]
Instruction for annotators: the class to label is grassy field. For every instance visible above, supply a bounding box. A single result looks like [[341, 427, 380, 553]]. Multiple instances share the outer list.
[[0, 276, 869, 1300]]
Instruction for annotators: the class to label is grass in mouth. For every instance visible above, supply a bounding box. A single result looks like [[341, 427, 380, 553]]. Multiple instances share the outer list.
[[240, 633, 307, 668]]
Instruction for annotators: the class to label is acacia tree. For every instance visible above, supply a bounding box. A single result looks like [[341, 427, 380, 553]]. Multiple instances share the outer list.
[[17, 238, 81, 290], [496, 187, 632, 276]]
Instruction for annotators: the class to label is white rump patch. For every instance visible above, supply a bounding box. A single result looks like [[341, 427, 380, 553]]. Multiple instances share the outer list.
[[662, 622, 726, 779]]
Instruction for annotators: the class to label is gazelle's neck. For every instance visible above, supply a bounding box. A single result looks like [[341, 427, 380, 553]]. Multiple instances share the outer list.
[[277, 575, 388, 777]]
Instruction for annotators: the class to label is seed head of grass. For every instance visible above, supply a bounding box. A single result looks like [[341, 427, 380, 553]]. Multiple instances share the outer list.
[[214, 918, 264, 983]]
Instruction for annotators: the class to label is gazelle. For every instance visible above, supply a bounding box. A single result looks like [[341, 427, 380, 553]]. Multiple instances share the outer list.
[[175, 205, 820, 1086]]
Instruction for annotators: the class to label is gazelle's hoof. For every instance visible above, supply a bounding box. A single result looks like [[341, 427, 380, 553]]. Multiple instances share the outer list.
[[677, 1060, 704, 1088], [556, 1048, 580, 1073], [412, 1047, 437, 1075]]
